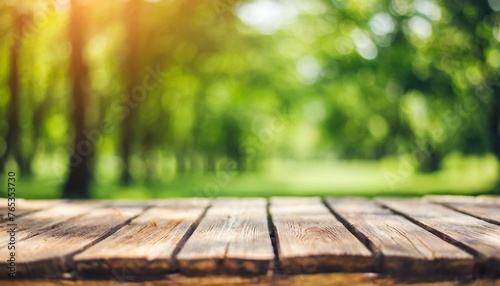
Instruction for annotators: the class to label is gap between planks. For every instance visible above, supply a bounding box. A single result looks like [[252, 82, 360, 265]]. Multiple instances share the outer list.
[[176, 198, 274, 276], [2, 197, 499, 279], [0, 199, 67, 223], [377, 198, 500, 276], [269, 197, 373, 275], [0, 201, 104, 248], [0, 202, 151, 277], [424, 195, 500, 226], [324, 197, 473, 276], [74, 199, 211, 276]]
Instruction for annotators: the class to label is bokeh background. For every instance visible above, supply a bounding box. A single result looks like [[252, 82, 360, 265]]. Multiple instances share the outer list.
[[0, 0, 499, 199]]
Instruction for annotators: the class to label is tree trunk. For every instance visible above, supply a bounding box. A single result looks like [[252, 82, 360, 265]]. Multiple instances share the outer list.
[[490, 86, 500, 158], [63, 0, 93, 198], [24, 95, 51, 177], [225, 119, 245, 172], [418, 142, 441, 173], [119, 0, 141, 185], [144, 131, 156, 184], [0, 7, 22, 174], [490, 85, 500, 194], [175, 149, 188, 174], [205, 152, 216, 173]]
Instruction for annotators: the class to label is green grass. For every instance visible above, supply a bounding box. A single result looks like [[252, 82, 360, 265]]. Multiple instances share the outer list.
[[10, 155, 499, 199]]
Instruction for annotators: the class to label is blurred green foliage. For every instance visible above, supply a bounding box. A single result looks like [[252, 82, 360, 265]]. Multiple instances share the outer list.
[[0, 0, 499, 198]]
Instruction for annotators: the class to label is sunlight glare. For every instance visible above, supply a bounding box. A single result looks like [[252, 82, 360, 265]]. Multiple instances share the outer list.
[[236, 0, 298, 34]]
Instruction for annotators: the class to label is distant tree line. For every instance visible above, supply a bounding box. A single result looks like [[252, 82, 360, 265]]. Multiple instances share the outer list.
[[0, 0, 498, 197]]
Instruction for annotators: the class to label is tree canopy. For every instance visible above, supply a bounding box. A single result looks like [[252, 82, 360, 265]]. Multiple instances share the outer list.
[[0, 0, 499, 197]]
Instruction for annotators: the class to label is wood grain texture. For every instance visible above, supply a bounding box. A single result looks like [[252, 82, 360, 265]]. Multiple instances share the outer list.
[[176, 198, 273, 276], [430, 200, 500, 226], [425, 195, 500, 205], [325, 198, 473, 275], [477, 196, 500, 204], [424, 195, 477, 204], [377, 198, 500, 275], [0, 206, 144, 277], [8, 273, 500, 286], [425, 196, 500, 225], [1, 196, 499, 280], [0, 201, 102, 248], [0, 199, 64, 222], [270, 197, 372, 274], [74, 199, 210, 276]]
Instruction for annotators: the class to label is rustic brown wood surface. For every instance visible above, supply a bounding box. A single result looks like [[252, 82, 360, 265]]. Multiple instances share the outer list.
[[0, 201, 102, 247], [176, 198, 274, 276], [270, 197, 372, 274], [0, 196, 499, 284], [424, 195, 478, 204], [74, 199, 210, 276], [377, 198, 500, 275], [5, 273, 500, 286], [325, 197, 474, 275], [0, 199, 64, 222], [442, 202, 500, 226], [425, 195, 500, 205], [425, 195, 500, 225], [477, 195, 500, 204], [0, 206, 145, 276]]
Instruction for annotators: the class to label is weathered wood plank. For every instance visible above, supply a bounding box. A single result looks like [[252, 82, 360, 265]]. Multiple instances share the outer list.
[[325, 198, 473, 275], [423, 195, 477, 204], [377, 198, 500, 275], [440, 202, 500, 226], [0, 199, 63, 223], [74, 199, 210, 276], [477, 196, 500, 204], [425, 195, 500, 205], [0, 206, 144, 277], [270, 197, 372, 274], [177, 198, 273, 276], [425, 197, 500, 224], [0, 201, 102, 248], [223, 201, 273, 276], [154, 198, 211, 207], [325, 197, 393, 215], [10, 272, 498, 286]]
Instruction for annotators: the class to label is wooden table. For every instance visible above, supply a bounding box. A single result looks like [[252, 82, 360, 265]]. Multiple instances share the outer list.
[[0, 196, 499, 285]]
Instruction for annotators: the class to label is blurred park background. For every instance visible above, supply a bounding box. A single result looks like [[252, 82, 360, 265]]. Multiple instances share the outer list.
[[0, 0, 499, 199]]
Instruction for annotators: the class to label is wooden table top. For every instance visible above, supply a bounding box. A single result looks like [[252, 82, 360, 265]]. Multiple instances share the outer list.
[[0, 195, 499, 285]]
